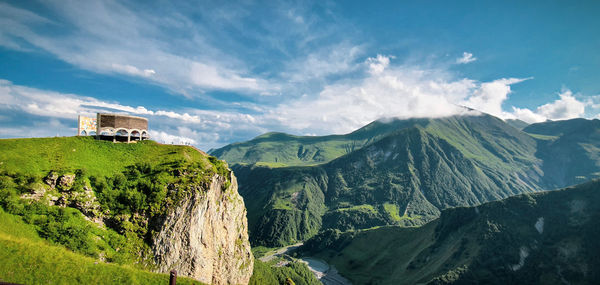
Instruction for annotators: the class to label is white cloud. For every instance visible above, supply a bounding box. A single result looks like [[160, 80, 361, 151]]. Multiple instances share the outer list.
[[367, 54, 393, 75], [536, 90, 586, 120], [271, 59, 481, 134], [284, 43, 364, 83], [510, 90, 588, 123], [461, 77, 531, 118], [152, 131, 197, 145], [111, 64, 156, 77], [456, 52, 477, 64], [510, 107, 547, 123], [0, 1, 274, 96]]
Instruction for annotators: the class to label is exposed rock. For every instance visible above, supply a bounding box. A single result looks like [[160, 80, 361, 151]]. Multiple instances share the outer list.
[[58, 174, 76, 190], [21, 182, 48, 200], [152, 172, 254, 285], [44, 172, 59, 189], [70, 186, 103, 223]]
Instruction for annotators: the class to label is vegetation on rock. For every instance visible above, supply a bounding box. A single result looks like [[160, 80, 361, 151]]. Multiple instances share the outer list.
[[0, 136, 249, 284]]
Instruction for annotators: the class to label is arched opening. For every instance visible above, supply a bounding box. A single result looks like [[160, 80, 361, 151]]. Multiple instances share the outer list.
[[99, 130, 115, 141], [115, 129, 129, 142], [130, 130, 141, 141], [141, 131, 149, 140], [80, 130, 87, 136]]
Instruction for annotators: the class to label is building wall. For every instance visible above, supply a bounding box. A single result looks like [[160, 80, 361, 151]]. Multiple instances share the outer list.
[[98, 114, 148, 130]]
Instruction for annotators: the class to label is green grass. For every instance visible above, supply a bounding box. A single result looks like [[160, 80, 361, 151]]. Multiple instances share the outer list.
[[526, 133, 558, 141], [335, 204, 376, 213], [249, 258, 321, 285], [383, 203, 401, 221], [0, 136, 239, 283], [0, 136, 212, 177], [0, 209, 203, 285], [251, 246, 278, 258]]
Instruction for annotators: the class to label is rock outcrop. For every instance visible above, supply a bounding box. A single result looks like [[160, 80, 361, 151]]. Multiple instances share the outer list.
[[152, 172, 254, 285]]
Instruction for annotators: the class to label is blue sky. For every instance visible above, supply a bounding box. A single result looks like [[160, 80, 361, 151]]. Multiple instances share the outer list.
[[1, 0, 599, 150]]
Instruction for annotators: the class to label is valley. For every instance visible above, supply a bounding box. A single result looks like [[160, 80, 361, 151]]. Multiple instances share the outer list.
[[213, 115, 600, 248]]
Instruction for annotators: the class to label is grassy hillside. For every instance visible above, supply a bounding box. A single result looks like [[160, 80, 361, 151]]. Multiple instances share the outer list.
[[300, 180, 600, 284], [0, 136, 323, 284], [0, 208, 202, 285], [524, 119, 600, 188], [209, 118, 431, 167], [230, 114, 545, 246], [504, 119, 529, 130], [0, 136, 234, 282], [0, 136, 211, 177], [218, 116, 600, 248]]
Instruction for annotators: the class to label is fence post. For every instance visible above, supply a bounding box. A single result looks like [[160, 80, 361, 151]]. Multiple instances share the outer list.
[[169, 270, 177, 285]]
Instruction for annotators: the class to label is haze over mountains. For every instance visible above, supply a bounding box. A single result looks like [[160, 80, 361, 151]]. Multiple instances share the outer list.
[[211, 113, 600, 247]]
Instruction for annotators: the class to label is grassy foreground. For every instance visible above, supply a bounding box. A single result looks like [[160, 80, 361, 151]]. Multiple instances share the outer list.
[[0, 209, 202, 284]]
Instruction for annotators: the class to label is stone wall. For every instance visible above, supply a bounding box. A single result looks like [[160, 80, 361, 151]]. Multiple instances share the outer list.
[[98, 113, 148, 130]]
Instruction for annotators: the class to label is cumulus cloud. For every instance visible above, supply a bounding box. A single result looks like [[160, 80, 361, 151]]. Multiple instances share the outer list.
[[152, 131, 197, 145], [510, 90, 588, 123], [270, 55, 481, 134], [367, 54, 393, 74], [456, 52, 477, 64], [461, 77, 531, 118], [536, 90, 586, 120]]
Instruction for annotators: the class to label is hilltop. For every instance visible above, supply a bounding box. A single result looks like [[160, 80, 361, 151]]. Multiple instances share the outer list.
[[0, 136, 254, 284]]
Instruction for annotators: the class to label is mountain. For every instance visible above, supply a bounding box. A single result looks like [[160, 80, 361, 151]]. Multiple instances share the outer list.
[[524, 118, 600, 188], [299, 179, 600, 284], [210, 118, 433, 167], [214, 115, 600, 247], [504, 119, 529, 130], [0, 136, 253, 284]]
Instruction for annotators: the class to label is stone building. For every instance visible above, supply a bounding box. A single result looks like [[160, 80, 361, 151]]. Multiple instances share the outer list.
[[78, 113, 150, 142]]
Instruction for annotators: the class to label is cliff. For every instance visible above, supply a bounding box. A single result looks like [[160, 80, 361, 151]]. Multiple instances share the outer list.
[[153, 173, 253, 284], [0, 137, 254, 284]]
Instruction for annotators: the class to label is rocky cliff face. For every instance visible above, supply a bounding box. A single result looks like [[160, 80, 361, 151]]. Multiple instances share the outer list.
[[152, 172, 254, 285]]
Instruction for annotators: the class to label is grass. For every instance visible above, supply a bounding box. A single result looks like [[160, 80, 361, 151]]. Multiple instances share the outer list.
[[526, 133, 558, 141], [383, 203, 401, 221], [0, 136, 212, 177], [251, 246, 278, 258], [335, 204, 377, 213], [0, 209, 203, 285], [0, 136, 240, 284]]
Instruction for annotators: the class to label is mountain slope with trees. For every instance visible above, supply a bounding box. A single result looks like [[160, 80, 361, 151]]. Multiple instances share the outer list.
[[299, 179, 600, 284], [214, 115, 600, 247]]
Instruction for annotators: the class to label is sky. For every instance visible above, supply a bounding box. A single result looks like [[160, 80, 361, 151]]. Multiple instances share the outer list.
[[1, 0, 599, 150]]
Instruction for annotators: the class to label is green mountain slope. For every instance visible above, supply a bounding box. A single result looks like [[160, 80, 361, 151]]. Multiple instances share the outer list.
[[209, 118, 431, 167], [230, 114, 549, 246], [299, 179, 600, 284], [504, 119, 529, 130], [524, 119, 600, 188]]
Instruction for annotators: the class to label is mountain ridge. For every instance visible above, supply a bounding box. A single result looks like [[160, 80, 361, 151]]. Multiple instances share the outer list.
[[216, 115, 600, 247], [299, 179, 600, 284]]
